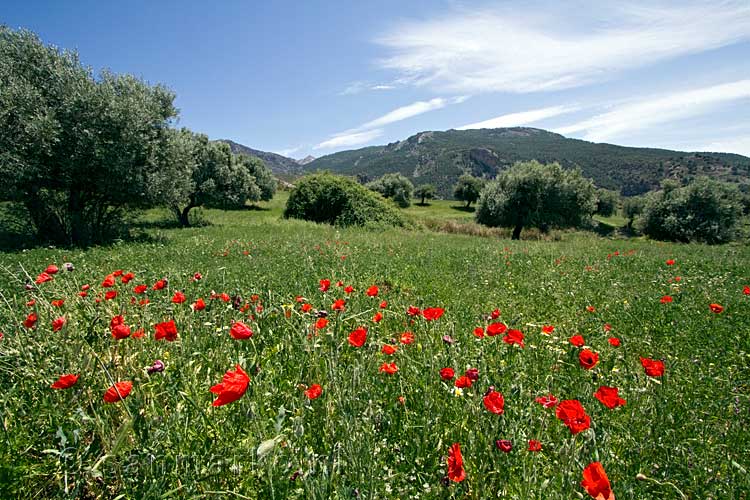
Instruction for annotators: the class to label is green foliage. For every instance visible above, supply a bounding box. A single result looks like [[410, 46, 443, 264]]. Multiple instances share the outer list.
[[239, 154, 277, 202], [453, 174, 485, 207], [595, 189, 619, 217], [475, 161, 597, 239], [414, 184, 437, 205], [0, 26, 177, 244], [639, 177, 743, 244], [283, 173, 404, 227], [622, 196, 646, 229], [366, 173, 414, 208]]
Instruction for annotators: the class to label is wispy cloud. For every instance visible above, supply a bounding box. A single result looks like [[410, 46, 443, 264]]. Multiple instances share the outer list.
[[457, 105, 579, 130], [376, 1, 750, 93], [315, 96, 467, 149], [555, 79, 750, 142], [340, 81, 396, 95], [696, 135, 750, 156], [277, 146, 301, 157]]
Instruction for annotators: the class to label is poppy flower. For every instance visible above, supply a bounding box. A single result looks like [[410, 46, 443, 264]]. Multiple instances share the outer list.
[[447, 443, 466, 482], [121, 272, 135, 284], [528, 440, 542, 452], [348, 327, 367, 347], [744, 285, 750, 296], [473, 327, 485, 338], [300, 303, 312, 313], [372, 312, 383, 323], [103, 381, 133, 403], [495, 440, 512, 452], [44, 264, 59, 275], [344, 285, 354, 294], [366, 285, 379, 297], [503, 329, 525, 348], [581, 462, 615, 500], [336, 280, 344, 287], [381, 344, 397, 355], [331, 299, 346, 311], [660, 295, 673, 304], [210, 365, 250, 406], [133, 284, 147, 294], [147, 359, 165, 374], [192, 272, 203, 281], [131, 328, 145, 338], [319, 279, 331, 292], [454, 376, 472, 388], [51, 374, 79, 389], [603, 323, 612, 332], [535, 394, 559, 408], [315, 318, 328, 329], [379, 362, 398, 374], [154, 320, 178, 341], [399, 332, 415, 344], [192, 298, 206, 311], [230, 321, 253, 340], [709, 303, 724, 314], [113, 270, 123, 277], [608, 337, 621, 347], [304, 384, 322, 400], [101, 274, 115, 288], [486, 322, 507, 336], [556, 399, 591, 434], [104, 290, 117, 300], [26, 299, 35, 307], [541, 325, 555, 334], [379, 300, 388, 309], [570, 334, 585, 347], [640, 357, 664, 377], [586, 305, 596, 313], [579, 349, 599, 370], [594, 386, 626, 409], [422, 307, 444, 321], [23, 313, 38, 329], [666, 259, 675, 266], [51, 299, 64, 307], [483, 390, 505, 414], [406, 306, 421, 316], [491, 308, 501, 319], [35, 272, 53, 284], [439, 367, 455, 380], [52, 316, 66, 332], [171, 291, 186, 304]]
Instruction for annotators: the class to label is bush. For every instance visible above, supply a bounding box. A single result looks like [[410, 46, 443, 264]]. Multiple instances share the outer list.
[[595, 189, 619, 217], [366, 173, 414, 208], [475, 161, 596, 239], [639, 177, 743, 244], [284, 173, 404, 227]]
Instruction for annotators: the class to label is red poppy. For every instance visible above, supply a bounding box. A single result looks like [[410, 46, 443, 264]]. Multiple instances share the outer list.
[[51, 374, 79, 389], [603, 323, 612, 332], [23, 313, 38, 329], [101, 274, 115, 288], [301, 303, 312, 313], [640, 357, 665, 377], [192, 272, 203, 281], [400, 332, 415, 344], [381, 344, 397, 355], [315, 318, 328, 329], [113, 270, 123, 277], [709, 303, 724, 314], [556, 399, 591, 434], [379, 362, 398, 374], [528, 440, 542, 452], [581, 462, 614, 500], [486, 322, 507, 336], [372, 312, 383, 323], [134, 284, 148, 294], [26, 299, 35, 307], [406, 305, 421, 316], [344, 285, 354, 294], [110, 316, 130, 339], [496, 440, 512, 452], [331, 299, 346, 311], [52, 316, 66, 332], [154, 320, 178, 341], [541, 325, 555, 334], [422, 307, 444, 321], [491, 308, 501, 319], [35, 272, 53, 284], [152, 279, 166, 290], [607, 337, 621, 347], [586, 305, 596, 313], [535, 394, 559, 408], [304, 384, 322, 400], [51, 299, 65, 307], [230, 321, 253, 340], [319, 279, 331, 292], [594, 386, 626, 409], [473, 327, 485, 338], [366, 285, 379, 297], [483, 390, 505, 414], [579, 349, 599, 370], [348, 327, 367, 347], [121, 272, 135, 284], [454, 376, 472, 388], [192, 298, 206, 311], [45, 264, 59, 275], [210, 365, 250, 406], [744, 285, 750, 295], [666, 259, 675, 266], [439, 367, 455, 380], [171, 291, 186, 304], [131, 328, 144, 338], [503, 329, 525, 348], [104, 290, 118, 300], [336, 280, 344, 287], [379, 300, 388, 309], [447, 443, 466, 482], [570, 334, 585, 347], [660, 295, 673, 304], [103, 381, 133, 403]]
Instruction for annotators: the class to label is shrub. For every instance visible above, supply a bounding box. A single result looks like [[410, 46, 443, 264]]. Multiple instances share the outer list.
[[639, 177, 743, 244], [366, 173, 414, 208], [284, 173, 404, 227]]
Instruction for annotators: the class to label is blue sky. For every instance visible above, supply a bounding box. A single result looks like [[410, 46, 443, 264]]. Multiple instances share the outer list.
[[3, 0, 750, 158]]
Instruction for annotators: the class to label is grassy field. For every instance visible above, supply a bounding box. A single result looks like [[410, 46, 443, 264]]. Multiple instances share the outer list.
[[1, 199, 749, 499]]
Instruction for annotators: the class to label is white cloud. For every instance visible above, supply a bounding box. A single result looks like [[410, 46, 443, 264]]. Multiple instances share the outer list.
[[457, 105, 579, 130], [696, 136, 750, 156], [277, 146, 301, 157], [314, 129, 384, 150], [340, 81, 396, 95], [555, 79, 750, 142], [376, 1, 750, 93]]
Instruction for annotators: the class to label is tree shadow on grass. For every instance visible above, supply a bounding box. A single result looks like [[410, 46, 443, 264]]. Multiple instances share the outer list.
[[451, 205, 475, 213]]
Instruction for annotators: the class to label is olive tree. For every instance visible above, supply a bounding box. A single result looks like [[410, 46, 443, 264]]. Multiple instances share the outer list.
[[595, 189, 619, 217], [475, 161, 597, 239], [453, 174, 485, 208], [366, 173, 414, 208], [414, 184, 437, 205]]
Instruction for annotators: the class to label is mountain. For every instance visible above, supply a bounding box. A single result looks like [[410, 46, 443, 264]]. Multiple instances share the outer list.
[[297, 155, 316, 165], [303, 128, 750, 196], [221, 139, 303, 175]]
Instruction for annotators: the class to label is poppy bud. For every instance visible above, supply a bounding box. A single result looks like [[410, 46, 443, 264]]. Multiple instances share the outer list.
[[442, 335, 454, 345], [465, 368, 479, 381], [495, 439, 512, 452], [147, 360, 165, 374], [64, 262, 74, 272]]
